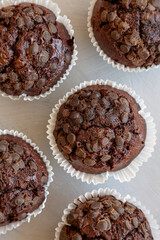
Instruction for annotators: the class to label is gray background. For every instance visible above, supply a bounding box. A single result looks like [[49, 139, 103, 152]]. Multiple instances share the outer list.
[[0, 0, 160, 239]]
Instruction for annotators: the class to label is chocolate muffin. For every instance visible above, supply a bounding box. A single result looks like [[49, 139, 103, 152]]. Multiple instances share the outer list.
[[53, 85, 146, 174], [0, 3, 74, 96], [60, 195, 153, 240], [0, 134, 48, 226], [91, 0, 160, 68]]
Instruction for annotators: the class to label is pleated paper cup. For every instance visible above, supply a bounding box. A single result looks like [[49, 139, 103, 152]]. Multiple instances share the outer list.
[[47, 79, 156, 185], [87, 0, 159, 73], [0, 129, 54, 235], [0, 0, 78, 101], [55, 188, 160, 240]]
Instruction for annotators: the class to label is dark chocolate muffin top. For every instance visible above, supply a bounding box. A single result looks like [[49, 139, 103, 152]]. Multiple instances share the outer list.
[[0, 134, 48, 226], [91, 0, 160, 68], [53, 85, 146, 174], [0, 3, 74, 96], [60, 195, 153, 240]]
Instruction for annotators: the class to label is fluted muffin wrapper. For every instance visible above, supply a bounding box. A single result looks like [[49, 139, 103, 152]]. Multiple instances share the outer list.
[[0, 129, 54, 235], [54, 188, 160, 240], [0, 0, 78, 101], [87, 0, 159, 73], [47, 79, 156, 185]]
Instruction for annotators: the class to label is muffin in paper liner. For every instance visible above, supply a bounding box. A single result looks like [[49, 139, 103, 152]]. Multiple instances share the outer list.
[[54, 188, 160, 240], [47, 79, 156, 185], [0, 0, 78, 101], [87, 0, 160, 73], [0, 129, 54, 235]]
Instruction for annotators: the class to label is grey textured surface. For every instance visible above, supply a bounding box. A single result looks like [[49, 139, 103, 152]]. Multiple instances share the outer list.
[[0, 0, 160, 239]]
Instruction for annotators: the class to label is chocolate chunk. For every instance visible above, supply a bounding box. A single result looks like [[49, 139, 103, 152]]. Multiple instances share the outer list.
[[65, 51, 72, 63], [91, 201, 103, 209], [8, 72, 18, 82], [63, 123, 70, 133], [125, 202, 136, 214], [33, 196, 39, 205], [90, 92, 101, 99], [30, 42, 39, 55], [115, 136, 124, 146], [0, 73, 7, 82], [67, 133, 76, 144], [24, 81, 34, 90], [101, 10, 108, 22], [34, 15, 43, 23], [122, 0, 132, 8], [62, 109, 70, 118], [28, 160, 38, 171], [67, 212, 77, 224], [71, 233, 82, 240], [77, 100, 87, 111], [86, 142, 93, 153], [17, 17, 24, 28], [85, 108, 95, 121], [24, 7, 34, 16], [48, 23, 57, 34], [126, 132, 132, 142], [34, 6, 43, 15], [50, 59, 58, 72], [29, 72, 38, 81], [76, 148, 86, 158], [152, 0, 160, 7], [24, 16, 32, 26], [132, 217, 139, 228], [11, 153, 20, 161], [12, 159, 25, 173], [92, 140, 100, 153], [0, 212, 5, 223], [18, 213, 27, 220], [101, 137, 109, 147], [70, 111, 81, 119], [107, 11, 117, 22], [110, 208, 120, 220], [0, 140, 8, 152], [136, 0, 148, 9], [120, 112, 129, 123], [70, 96, 79, 107], [39, 50, 49, 64], [84, 158, 96, 166], [120, 45, 130, 53], [42, 31, 51, 42], [111, 30, 121, 40], [118, 22, 130, 33], [108, 92, 118, 100], [15, 196, 24, 206], [41, 175, 47, 185], [138, 48, 150, 60], [36, 78, 46, 88], [101, 155, 111, 162], [46, 13, 56, 23], [96, 219, 111, 231], [125, 220, 133, 231]]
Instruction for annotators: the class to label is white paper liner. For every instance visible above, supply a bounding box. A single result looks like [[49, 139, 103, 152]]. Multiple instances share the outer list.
[[54, 188, 160, 240], [47, 79, 156, 185], [87, 0, 160, 73], [0, 129, 54, 235], [0, 0, 78, 101]]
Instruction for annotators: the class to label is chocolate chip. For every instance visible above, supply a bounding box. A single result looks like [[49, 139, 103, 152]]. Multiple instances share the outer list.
[[17, 17, 24, 28], [114, 205, 125, 214], [36, 78, 46, 88], [132, 217, 139, 228], [85, 108, 95, 121], [122, 0, 132, 8], [59, 136, 66, 146], [103, 200, 112, 208], [34, 15, 43, 23], [76, 148, 86, 158], [118, 22, 130, 33], [77, 100, 87, 111], [108, 92, 118, 100], [67, 133, 76, 144], [71, 233, 82, 240], [41, 175, 47, 185], [89, 211, 99, 218], [84, 158, 96, 166], [11, 153, 20, 161], [125, 220, 133, 231], [101, 10, 108, 22], [125, 31, 140, 46], [24, 7, 34, 16], [29, 72, 38, 81], [101, 155, 111, 162], [39, 50, 49, 64], [33, 196, 39, 205], [86, 142, 93, 153], [96, 219, 111, 231], [0, 73, 7, 82], [107, 11, 117, 22], [91, 92, 101, 99], [42, 31, 51, 42], [28, 160, 37, 171], [8, 72, 18, 82], [111, 30, 121, 40], [120, 44, 130, 53], [148, 3, 155, 10], [125, 202, 136, 214], [0, 140, 8, 152], [65, 50, 72, 63], [12, 159, 25, 173], [62, 109, 70, 118], [63, 145, 72, 154], [48, 22, 57, 34], [24, 16, 32, 26], [92, 140, 100, 153], [30, 42, 39, 55], [91, 201, 103, 209], [0, 212, 5, 223], [15, 196, 24, 206], [138, 48, 150, 60], [152, 0, 160, 7], [24, 81, 34, 90], [34, 6, 43, 15], [121, 112, 129, 123], [101, 97, 110, 108], [50, 59, 58, 72], [115, 136, 124, 146], [120, 97, 129, 106]]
